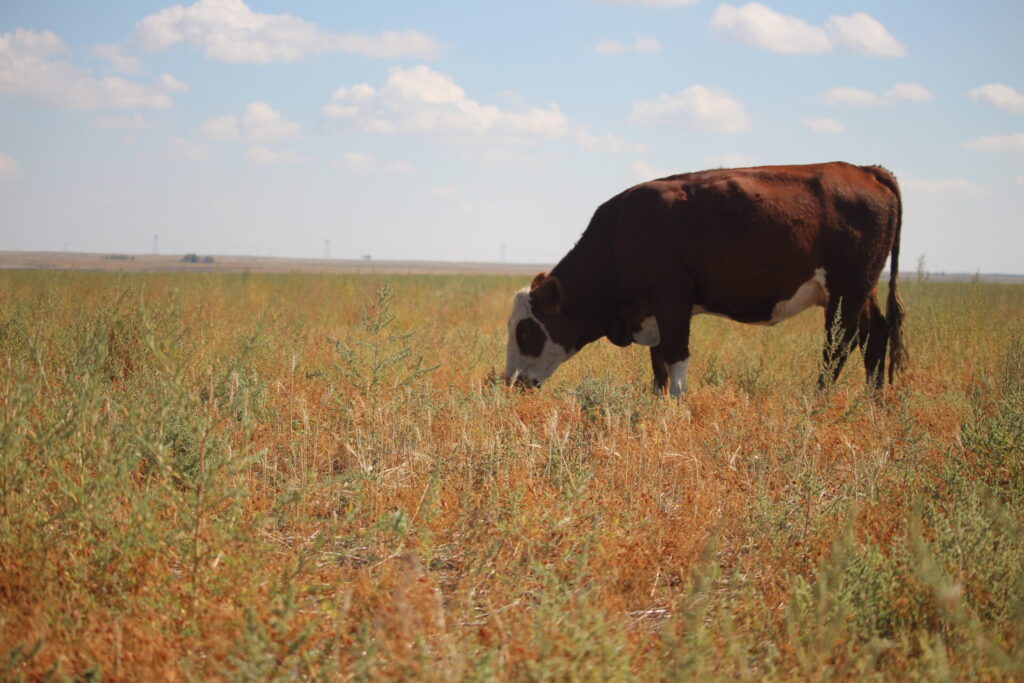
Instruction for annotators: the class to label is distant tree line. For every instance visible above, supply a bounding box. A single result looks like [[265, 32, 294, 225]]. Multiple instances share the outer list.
[[181, 254, 215, 264]]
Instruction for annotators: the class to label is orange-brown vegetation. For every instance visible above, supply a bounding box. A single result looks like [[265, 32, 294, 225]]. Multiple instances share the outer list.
[[1, 270, 1021, 680]]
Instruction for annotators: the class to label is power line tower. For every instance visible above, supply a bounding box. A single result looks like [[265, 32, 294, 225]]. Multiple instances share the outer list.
[[153, 234, 159, 255], [324, 239, 330, 260]]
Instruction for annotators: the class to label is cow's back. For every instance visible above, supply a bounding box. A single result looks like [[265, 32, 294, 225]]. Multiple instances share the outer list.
[[605, 162, 899, 310]]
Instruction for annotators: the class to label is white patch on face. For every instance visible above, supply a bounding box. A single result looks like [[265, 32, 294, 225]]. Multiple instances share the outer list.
[[668, 359, 689, 396], [632, 315, 660, 346], [768, 267, 828, 324], [504, 287, 572, 387]]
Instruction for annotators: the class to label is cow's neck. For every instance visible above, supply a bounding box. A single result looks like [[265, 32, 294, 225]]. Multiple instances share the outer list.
[[549, 230, 616, 350]]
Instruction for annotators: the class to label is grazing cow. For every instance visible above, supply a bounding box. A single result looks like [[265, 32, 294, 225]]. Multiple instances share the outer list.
[[504, 162, 906, 395]]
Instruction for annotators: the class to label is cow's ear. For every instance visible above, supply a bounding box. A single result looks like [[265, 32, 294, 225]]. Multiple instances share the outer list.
[[530, 275, 561, 315], [530, 272, 547, 291]]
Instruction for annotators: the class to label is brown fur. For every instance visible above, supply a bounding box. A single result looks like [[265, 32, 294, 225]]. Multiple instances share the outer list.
[[519, 162, 907, 391]]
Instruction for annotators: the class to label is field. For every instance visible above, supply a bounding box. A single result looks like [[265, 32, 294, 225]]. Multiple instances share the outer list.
[[1, 269, 1022, 680]]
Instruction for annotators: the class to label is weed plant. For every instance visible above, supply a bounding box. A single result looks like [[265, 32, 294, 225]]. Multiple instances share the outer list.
[[0, 272, 1022, 680]]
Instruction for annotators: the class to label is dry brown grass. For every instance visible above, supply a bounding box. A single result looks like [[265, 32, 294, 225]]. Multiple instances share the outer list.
[[1, 270, 1022, 680]]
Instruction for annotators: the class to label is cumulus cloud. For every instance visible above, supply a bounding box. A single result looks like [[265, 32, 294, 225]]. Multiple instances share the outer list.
[[711, 3, 906, 57], [92, 44, 143, 74], [630, 161, 675, 180], [595, 36, 662, 54], [135, 0, 442, 63], [0, 28, 178, 110], [963, 132, 1024, 152], [159, 73, 189, 93], [802, 117, 844, 134], [825, 12, 905, 57], [824, 83, 933, 106], [711, 3, 830, 55], [573, 126, 648, 153], [0, 152, 18, 178], [628, 85, 751, 133], [200, 102, 300, 143], [322, 65, 569, 142], [969, 83, 1024, 115]]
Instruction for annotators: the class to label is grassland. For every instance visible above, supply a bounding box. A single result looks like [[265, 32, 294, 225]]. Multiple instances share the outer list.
[[1, 269, 1022, 680]]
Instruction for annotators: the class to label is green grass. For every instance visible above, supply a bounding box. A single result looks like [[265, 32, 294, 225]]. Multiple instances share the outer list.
[[1, 270, 1022, 680]]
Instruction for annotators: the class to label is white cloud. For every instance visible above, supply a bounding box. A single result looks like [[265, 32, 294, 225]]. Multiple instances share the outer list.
[[628, 85, 751, 133], [322, 65, 569, 142], [200, 102, 300, 143], [823, 86, 884, 106], [242, 102, 300, 143], [630, 161, 674, 180], [200, 114, 241, 141], [825, 12, 905, 57], [167, 136, 209, 161], [963, 132, 1024, 152], [594, 39, 627, 55], [0, 152, 18, 178], [634, 36, 663, 53], [702, 152, 758, 168], [92, 44, 143, 74], [0, 28, 176, 110], [802, 117, 844, 134], [159, 73, 189, 93], [887, 83, 932, 102], [711, 4, 905, 58], [573, 126, 648, 153], [339, 152, 415, 174], [824, 83, 933, 106], [902, 177, 986, 196], [595, 36, 662, 54], [969, 84, 1024, 115], [135, 0, 442, 63], [97, 114, 156, 130], [711, 3, 831, 55], [246, 146, 306, 165]]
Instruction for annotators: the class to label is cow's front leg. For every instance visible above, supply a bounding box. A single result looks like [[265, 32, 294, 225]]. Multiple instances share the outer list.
[[650, 311, 692, 397]]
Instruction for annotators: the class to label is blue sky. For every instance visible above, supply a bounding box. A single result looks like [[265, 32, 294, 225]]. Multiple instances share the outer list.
[[1, 0, 1022, 272]]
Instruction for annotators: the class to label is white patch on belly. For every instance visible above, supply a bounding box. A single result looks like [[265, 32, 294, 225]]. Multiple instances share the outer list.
[[769, 267, 828, 324], [632, 316, 660, 346], [668, 359, 689, 396]]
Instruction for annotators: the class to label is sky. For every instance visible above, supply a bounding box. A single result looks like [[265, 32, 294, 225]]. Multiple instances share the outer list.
[[1, 0, 1022, 273]]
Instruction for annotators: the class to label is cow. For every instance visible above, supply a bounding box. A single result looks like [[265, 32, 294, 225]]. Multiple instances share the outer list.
[[504, 162, 906, 395]]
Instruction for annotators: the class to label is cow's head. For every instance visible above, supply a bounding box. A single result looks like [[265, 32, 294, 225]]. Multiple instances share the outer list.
[[504, 272, 575, 388]]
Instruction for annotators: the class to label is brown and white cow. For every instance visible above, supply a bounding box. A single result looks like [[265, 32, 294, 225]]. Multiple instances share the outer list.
[[505, 162, 906, 395]]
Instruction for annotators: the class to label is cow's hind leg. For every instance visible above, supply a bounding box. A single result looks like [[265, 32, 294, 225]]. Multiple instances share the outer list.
[[858, 293, 889, 391], [819, 291, 869, 390]]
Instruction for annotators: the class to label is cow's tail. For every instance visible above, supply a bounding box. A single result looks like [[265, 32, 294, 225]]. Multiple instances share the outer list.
[[868, 166, 907, 383]]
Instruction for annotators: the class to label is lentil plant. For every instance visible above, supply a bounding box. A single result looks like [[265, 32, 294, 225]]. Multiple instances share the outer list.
[[1, 270, 1022, 680]]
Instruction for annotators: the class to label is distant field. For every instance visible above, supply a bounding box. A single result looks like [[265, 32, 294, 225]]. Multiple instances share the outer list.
[[0, 251, 550, 276], [3, 250, 1022, 283], [1, 269, 1022, 680]]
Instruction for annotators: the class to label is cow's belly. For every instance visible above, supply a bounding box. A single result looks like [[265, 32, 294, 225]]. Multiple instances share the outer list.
[[693, 268, 829, 326]]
